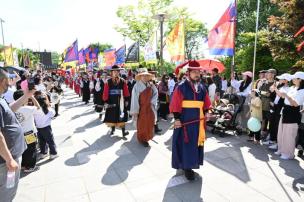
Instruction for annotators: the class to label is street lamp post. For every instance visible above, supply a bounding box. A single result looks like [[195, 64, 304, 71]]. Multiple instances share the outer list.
[[0, 18, 6, 64], [153, 13, 168, 70]]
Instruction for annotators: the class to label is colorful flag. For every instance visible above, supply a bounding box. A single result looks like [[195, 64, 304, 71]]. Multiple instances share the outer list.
[[84, 46, 91, 63], [126, 42, 139, 63], [295, 26, 304, 38], [144, 32, 157, 62], [166, 19, 185, 62], [13, 50, 19, 66], [90, 47, 99, 61], [98, 52, 105, 68], [64, 40, 78, 62], [0, 45, 14, 66], [207, 0, 236, 56], [104, 48, 116, 67], [78, 49, 85, 65], [115, 45, 126, 65]]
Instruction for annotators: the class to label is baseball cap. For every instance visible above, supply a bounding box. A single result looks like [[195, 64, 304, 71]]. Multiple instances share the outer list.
[[276, 73, 292, 81], [290, 72, 304, 80]]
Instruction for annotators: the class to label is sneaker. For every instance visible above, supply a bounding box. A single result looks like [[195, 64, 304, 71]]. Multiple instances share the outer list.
[[262, 140, 274, 145], [50, 154, 59, 160], [141, 141, 150, 147], [38, 153, 48, 160], [23, 166, 40, 173], [274, 151, 281, 155], [280, 154, 294, 160], [269, 144, 278, 150]]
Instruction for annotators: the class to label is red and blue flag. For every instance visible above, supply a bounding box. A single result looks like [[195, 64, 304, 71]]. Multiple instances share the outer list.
[[115, 45, 126, 65], [78, 49, 85, 65], [207, 0, 236, 56], [64, 40, 79, 62]]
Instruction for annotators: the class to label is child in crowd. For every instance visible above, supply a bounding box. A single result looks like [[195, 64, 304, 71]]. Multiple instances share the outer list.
[[13, 90, 41, 172], [50, 85, 63, 117], [34, 92, 58, 160], [248, 89, 263, 144]]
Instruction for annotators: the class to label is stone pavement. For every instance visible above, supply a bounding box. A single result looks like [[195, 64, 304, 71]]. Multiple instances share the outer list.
[[15, 87, 304, 202]]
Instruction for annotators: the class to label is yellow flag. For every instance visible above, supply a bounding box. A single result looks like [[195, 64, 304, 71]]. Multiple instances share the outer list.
[[0, 45, 14, 66], [166, 19, 185, 62]]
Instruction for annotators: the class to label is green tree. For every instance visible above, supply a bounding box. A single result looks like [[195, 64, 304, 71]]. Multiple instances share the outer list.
[[90, 43, 112, 53], [114, 0, 174, 46], [268, 0, 304, 69], [237, 0, 280, 33]]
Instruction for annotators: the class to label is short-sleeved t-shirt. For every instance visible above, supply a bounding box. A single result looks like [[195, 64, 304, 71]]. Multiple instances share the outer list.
[[0, 98, 26, 164], [284, 86, 304, 106], [15, 106, 39, 133]]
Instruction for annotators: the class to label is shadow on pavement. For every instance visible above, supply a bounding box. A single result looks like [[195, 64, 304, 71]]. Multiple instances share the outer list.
[[73, 118, 102, 133], [101, 134, 151, 185], [162, 174, 203, 202], [64, 133, 122, 166]]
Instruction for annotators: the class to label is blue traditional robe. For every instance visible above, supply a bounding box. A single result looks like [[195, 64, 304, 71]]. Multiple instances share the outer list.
[[170, 80, 211, 169]]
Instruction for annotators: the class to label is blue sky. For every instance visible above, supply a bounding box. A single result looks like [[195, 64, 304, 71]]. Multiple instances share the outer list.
[[0, 0, 230, 53]]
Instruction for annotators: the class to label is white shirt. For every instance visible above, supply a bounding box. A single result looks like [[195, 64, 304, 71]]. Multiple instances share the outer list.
[[35, 83, 46, 92], [284, 86, 304, 106], [3, 86, 16, 104], [231, 79, 252, 97], [274, 86, 289, 104], [221, 80, 228, 91], [34, 108, 55, 128], [15, 106, 39, 133], [208, 83, 217, 102], [168, 79, 176, 94]]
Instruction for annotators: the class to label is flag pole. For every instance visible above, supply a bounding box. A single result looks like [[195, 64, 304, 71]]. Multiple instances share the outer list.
[[231, 0, 237, 76], [252, 0, 260, 85]]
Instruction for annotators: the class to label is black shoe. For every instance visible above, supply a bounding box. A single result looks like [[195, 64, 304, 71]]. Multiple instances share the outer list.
[[184, 169, 195, 181], [99, 114, 103, 119], [122, 131, 129, 137], [155, 125, 162, 134], [141, 141, 150, 147], [298, 150, 303, 157], [110, 127, 115, 135]]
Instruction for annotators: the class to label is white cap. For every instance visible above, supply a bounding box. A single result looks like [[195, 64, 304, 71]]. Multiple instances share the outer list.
[[290, 72, 304, 80], [276, 73, 292, 81]]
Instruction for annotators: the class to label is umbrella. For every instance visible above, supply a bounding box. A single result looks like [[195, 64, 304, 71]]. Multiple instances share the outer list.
[[0, 66, 26, 74], [174, 59, 225, 75], [197, 59, 225, 73]]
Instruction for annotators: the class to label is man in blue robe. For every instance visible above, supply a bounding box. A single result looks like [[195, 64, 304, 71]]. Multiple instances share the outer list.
[[170, 60, 211, 181]]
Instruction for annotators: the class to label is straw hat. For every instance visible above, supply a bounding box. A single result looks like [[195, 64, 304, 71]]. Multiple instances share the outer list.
[[135, 68, 155, 81]]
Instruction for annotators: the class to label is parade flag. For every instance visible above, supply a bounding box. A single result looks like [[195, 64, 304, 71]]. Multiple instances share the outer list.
[[144, 32, 157, 62], [23, 52, 31, 67], [104, 48, 116, 67], [294, 26, 304, 38], [98, 52, 105, 67], [13, 50, 19, 66], [78, 49, 85, 65], [207, 0, 236, 56], [115, 45, 126, 65], [0, 45, 14, 66], [64, 40, 78, 62], [90, 47, 99, 61], [126, 42, 139, 63], [166, 19, 185, 62], [84, 46, 91, 63]]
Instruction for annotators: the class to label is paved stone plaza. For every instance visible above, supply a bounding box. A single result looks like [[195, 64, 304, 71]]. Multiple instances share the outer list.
[[15, 87, 304, 202]]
